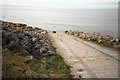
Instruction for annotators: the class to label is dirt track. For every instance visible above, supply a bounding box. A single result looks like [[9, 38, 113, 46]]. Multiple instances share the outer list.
[[49, 33, 118, 78]]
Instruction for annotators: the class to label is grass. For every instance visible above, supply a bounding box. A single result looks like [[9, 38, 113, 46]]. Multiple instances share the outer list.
[[73, 35, 113, 48], [2, 48, 73, 78], [89, 39, 113, 48], [97, 41, 113, 48]]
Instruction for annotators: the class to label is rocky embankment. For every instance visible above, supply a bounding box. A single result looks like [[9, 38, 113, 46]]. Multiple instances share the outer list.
[[1, 20, 55, 59], [65, 30, 120, 49], [1, 21, 72, 78]]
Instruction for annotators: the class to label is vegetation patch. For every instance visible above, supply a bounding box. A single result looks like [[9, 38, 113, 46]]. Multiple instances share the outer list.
[[2, 49, 72, 78], [82, 38, 113, 48], [98, 41, 112, 48]]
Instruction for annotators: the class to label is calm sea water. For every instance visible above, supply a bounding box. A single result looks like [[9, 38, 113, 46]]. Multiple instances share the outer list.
[[2, 8, 118, 37]]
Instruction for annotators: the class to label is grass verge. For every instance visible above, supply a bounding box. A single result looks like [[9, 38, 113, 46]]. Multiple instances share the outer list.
[[90, 39, 113, 48], [78, 37, 113, 48], [2, 48, 73, 78]]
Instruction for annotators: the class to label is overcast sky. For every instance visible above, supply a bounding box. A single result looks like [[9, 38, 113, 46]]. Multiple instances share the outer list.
[[1, 0, 119, 9]]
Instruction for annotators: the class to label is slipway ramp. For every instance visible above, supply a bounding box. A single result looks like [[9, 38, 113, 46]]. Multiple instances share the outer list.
[[50, 33, 118, 78]]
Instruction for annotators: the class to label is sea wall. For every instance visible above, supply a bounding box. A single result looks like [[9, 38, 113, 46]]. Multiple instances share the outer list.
[[65, 30, 120, 48], [1, 20, 55, 60]]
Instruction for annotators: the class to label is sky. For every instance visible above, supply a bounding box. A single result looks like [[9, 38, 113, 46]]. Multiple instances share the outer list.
[[0, 0, 120, 9]]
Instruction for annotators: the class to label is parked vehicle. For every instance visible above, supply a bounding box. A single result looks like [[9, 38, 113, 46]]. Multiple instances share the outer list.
[[53, 31, 56, 33]]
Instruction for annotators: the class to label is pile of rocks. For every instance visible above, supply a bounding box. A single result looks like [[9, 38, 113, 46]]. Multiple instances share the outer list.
[[65, 30, 120, 48], [1, 20, 55, 60], [1, 20, 48, 38]]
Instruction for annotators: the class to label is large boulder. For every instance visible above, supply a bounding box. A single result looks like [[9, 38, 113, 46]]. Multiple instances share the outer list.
[[7, 41, 23, 52]]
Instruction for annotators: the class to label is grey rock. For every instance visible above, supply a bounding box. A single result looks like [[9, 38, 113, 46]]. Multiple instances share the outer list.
[[32, 38, 37, 42], [40, 46, 49, 53]]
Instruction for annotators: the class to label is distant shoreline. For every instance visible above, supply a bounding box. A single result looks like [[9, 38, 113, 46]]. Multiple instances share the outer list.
[[1, 19, 118, 37], [1, 20, 118, 37]]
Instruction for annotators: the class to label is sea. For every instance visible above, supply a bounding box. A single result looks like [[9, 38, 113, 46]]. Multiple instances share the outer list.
[[1, 7, 118, 37]]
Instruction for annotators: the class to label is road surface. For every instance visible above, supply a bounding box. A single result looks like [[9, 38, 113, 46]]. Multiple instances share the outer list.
[[49, 33, 119, 78]]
